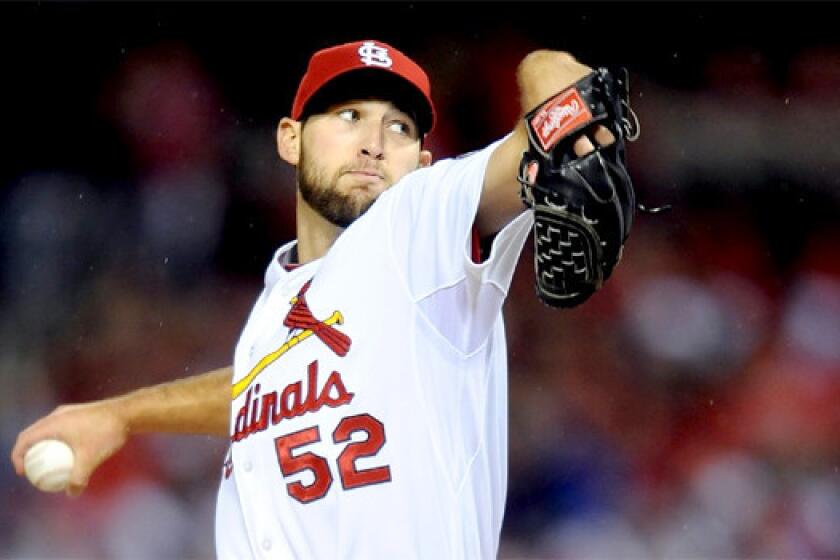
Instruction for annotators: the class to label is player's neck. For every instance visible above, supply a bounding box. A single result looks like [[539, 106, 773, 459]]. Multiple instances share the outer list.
[[295, 193, 344, 264]]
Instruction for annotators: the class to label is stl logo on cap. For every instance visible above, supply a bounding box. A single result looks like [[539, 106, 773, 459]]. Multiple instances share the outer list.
[[358, 41, 393, 68], [291, 39, 435, 133]]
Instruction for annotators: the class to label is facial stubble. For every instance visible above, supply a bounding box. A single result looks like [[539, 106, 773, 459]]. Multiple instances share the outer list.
[[297, 144, 380, 229]]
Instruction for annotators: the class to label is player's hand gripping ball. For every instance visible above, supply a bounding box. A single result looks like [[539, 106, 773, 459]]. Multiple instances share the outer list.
[[23, 439, 75, 492]]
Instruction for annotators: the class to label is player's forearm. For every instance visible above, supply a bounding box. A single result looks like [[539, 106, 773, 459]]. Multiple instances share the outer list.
[[479, 51, 592, 235], [478, 125, 529, 235], [112, 366, 232, 437]]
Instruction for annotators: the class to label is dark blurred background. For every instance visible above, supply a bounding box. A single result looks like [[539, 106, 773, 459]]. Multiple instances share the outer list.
[[2, 2, 839, 558]]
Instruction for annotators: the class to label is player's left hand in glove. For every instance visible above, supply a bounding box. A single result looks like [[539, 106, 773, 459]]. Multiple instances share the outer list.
[[518, 66, 641, 308]]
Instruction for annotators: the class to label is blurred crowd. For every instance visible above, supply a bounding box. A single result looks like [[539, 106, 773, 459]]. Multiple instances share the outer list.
[[2, 21, 839, 560]]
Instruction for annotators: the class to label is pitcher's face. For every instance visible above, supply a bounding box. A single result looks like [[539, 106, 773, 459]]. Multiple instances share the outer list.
[[296, 99, 425, 227]]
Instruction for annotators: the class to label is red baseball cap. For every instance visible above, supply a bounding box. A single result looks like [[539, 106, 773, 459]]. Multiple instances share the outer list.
[[291, 40, 436, 135]]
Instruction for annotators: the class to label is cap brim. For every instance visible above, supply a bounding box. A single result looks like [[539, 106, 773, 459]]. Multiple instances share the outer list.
[[298, 68, 434, 136]]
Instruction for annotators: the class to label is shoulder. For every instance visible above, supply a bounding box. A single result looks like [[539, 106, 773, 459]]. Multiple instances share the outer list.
[[383, 140, 506, 200]]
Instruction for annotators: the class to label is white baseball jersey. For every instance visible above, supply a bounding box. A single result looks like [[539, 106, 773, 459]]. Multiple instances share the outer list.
[[215, 138, 534, 559]]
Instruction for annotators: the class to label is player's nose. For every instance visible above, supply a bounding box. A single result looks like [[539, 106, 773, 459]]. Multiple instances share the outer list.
[[358, 121, 385, 161]]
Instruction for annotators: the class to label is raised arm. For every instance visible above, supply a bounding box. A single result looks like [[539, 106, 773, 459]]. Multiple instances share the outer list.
[[477, 51, 611, 236], [11, 366, 231, 496]]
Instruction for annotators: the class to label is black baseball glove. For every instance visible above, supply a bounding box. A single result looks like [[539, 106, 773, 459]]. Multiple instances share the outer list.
[[518, 67, 640, 308]]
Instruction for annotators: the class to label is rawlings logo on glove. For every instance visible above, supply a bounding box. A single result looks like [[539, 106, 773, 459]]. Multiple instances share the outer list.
[[530, 89, 592, 153], [518, 67, 640, 308]]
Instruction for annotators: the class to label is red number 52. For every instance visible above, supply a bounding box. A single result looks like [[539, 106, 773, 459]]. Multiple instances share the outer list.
[[274, 413, 391, 504]]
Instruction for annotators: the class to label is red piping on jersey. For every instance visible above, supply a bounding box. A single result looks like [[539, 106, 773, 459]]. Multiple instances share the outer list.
[[471, 226, 482, 264]]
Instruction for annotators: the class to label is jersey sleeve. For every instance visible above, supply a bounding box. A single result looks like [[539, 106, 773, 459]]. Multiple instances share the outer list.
[[381, 137, 535, 354]]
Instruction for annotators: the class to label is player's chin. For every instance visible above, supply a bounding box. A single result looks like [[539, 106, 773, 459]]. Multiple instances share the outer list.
[[331, 196, 376, 228], [348, 192, 378, 217], [344, 183, 389, 208]]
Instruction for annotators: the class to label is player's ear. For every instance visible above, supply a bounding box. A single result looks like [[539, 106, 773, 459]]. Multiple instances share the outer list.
[[277, 118, 302, 166], [418, 149, 432, 168]]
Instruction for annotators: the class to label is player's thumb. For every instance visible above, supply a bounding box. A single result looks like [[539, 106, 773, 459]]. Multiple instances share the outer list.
[[65, 455, 91, 498]]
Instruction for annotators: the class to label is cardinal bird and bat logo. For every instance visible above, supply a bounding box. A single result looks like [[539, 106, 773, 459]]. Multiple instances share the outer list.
[[231, 280, 352, 399]]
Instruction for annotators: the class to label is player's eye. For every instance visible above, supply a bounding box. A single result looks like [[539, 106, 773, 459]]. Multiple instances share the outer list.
[[386, 121, 409, 135], [337, 108, 360, 122], [387, 118, 418, 139]]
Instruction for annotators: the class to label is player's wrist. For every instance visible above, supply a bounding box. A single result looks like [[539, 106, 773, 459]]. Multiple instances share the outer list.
[[517, 50, 592, 114], [105, 392, 142, 436]]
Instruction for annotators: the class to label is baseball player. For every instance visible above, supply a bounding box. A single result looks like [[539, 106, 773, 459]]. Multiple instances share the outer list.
[[12, 39, 636, 558]]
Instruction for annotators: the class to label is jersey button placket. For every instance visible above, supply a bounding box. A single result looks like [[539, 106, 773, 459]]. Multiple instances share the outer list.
[[261, 538, 272, 552]]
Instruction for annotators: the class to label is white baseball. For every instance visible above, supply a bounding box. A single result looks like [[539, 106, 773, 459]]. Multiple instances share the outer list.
[[23, 439, 75, 492]]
